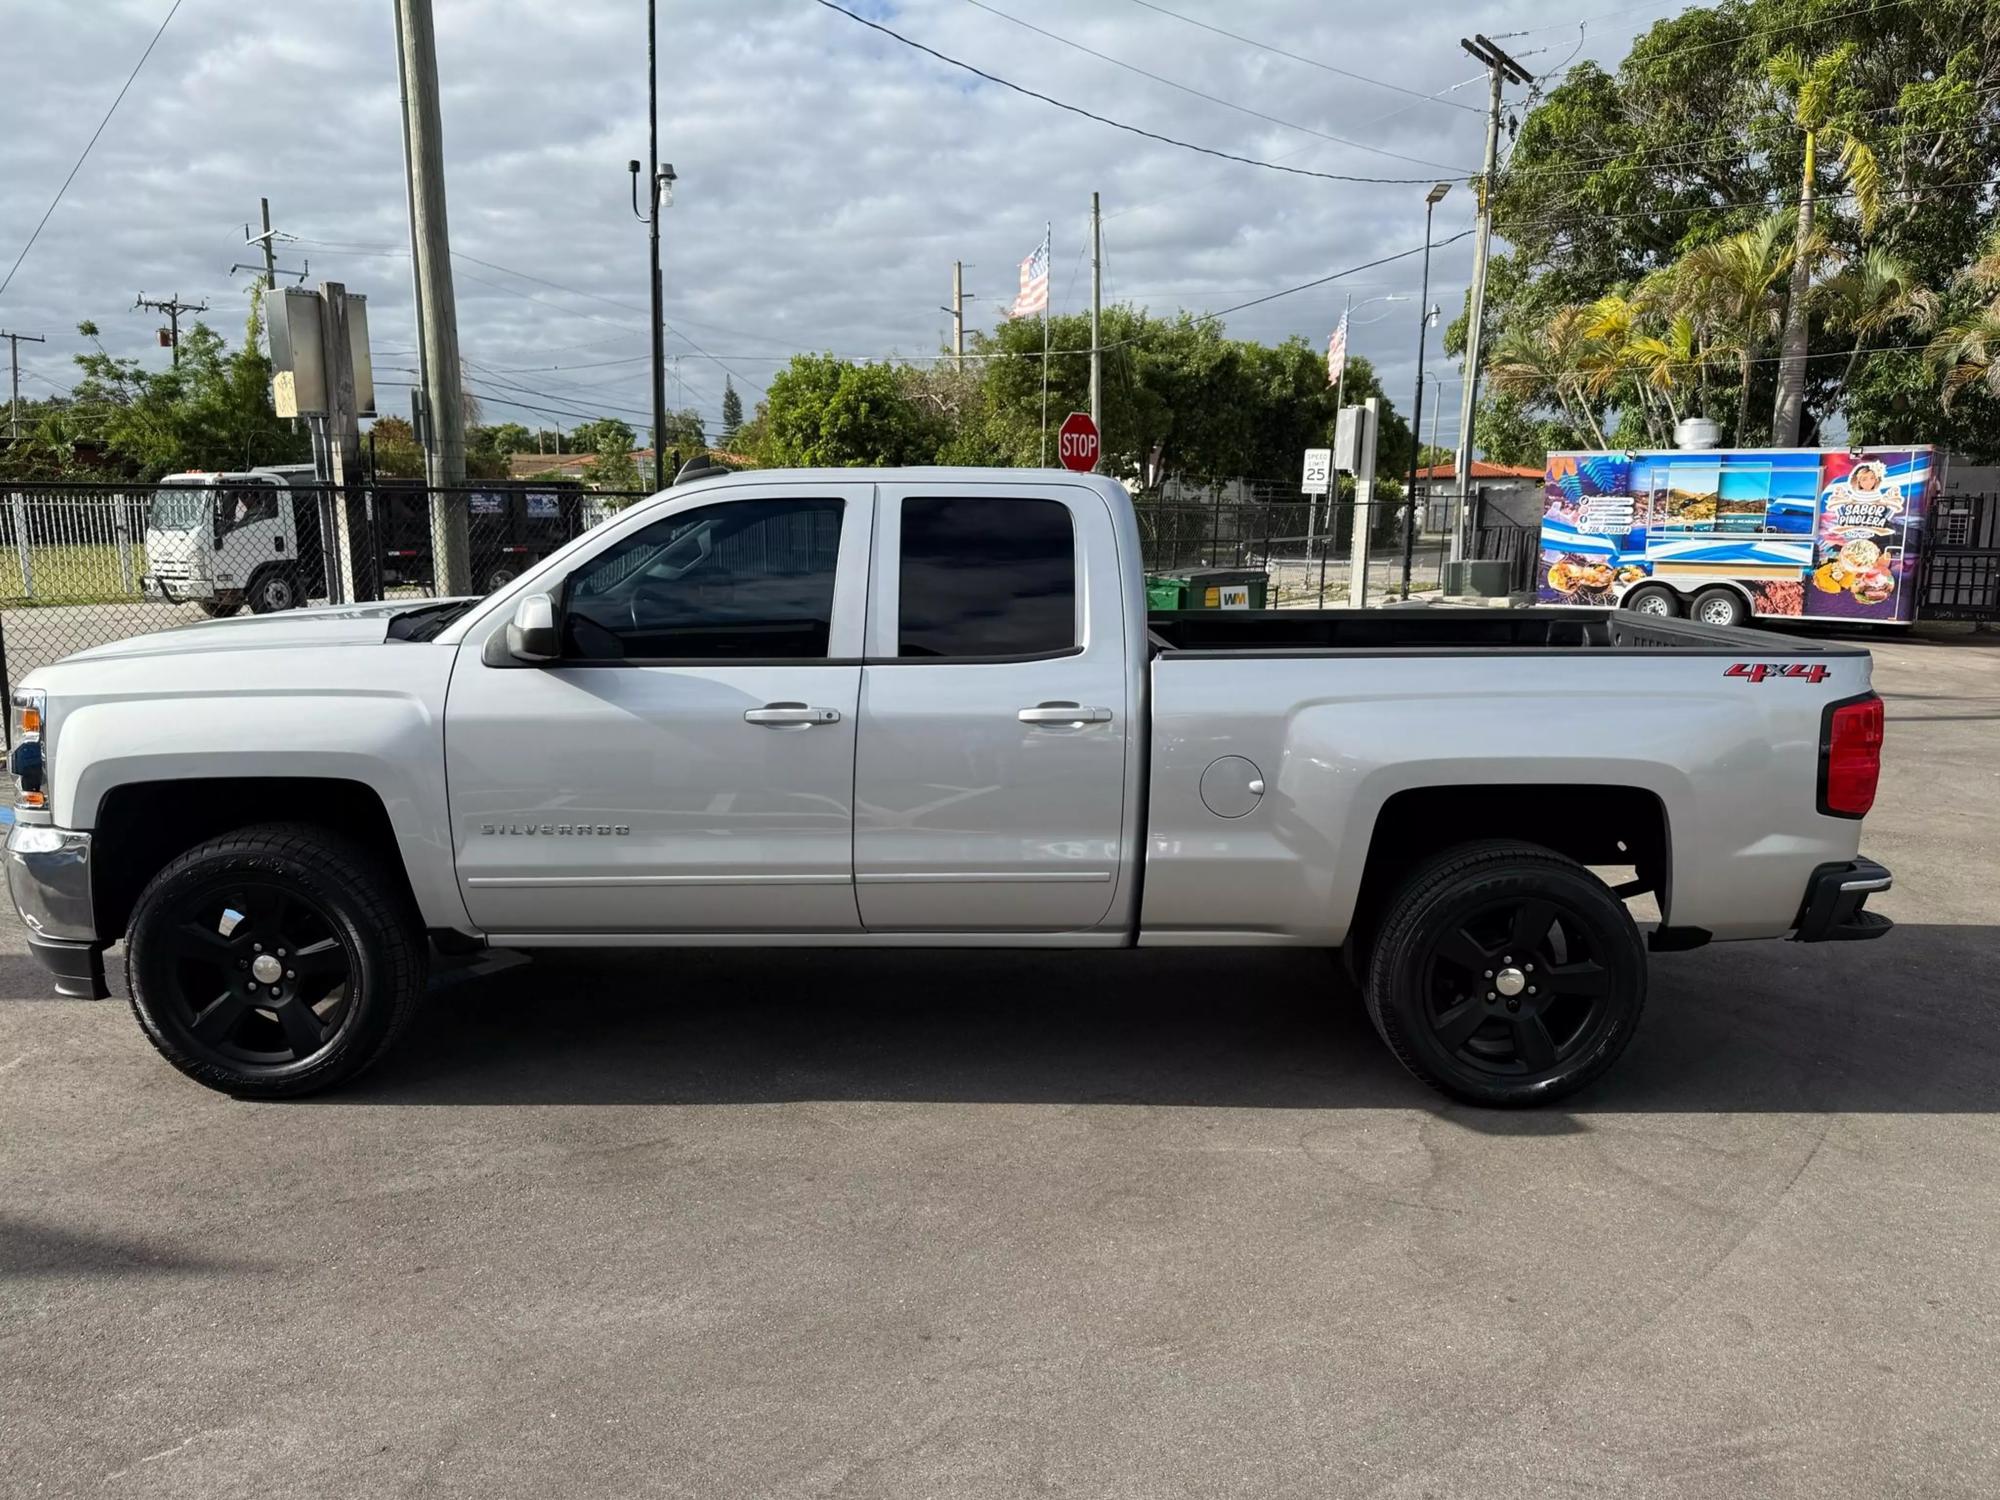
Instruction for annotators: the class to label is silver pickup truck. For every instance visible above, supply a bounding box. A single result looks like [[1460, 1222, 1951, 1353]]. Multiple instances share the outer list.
[[5, 468, 1892, 1106]]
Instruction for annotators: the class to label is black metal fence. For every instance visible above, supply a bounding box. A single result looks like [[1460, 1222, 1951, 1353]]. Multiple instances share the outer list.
[[1922, 492, 1999, 622]]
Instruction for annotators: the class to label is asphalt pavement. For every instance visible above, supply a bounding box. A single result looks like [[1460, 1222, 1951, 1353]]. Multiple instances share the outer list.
[[2, 629, 1996, 1498]]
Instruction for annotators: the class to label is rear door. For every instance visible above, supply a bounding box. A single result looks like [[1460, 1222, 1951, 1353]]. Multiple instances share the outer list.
[[445, 483, 873, 935], [853, 483, 1131, 932]]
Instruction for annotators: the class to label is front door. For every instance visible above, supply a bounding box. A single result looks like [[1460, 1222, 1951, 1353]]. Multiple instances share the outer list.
[[445, 485, 873, 936], [853, 484, 1131, 932]]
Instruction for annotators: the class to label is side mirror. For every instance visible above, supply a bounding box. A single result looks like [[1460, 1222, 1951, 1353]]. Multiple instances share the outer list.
[[505, 592, 559, 662]]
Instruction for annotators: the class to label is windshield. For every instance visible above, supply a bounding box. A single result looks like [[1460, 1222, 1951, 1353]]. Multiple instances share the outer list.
[[149, 484, 213, 533]]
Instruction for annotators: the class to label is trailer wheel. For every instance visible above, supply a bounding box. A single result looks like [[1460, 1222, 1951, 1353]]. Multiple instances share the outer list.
[[1365, 840, 1647, 1108], [248, 567, 301, 614], [196, 595, 243, 619], [1689, 585, 1749, 629], [1623, 584, 1680, 618]]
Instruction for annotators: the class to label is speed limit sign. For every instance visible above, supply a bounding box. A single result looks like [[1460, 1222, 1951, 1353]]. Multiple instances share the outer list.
[[1301, 447, 1332, 495]]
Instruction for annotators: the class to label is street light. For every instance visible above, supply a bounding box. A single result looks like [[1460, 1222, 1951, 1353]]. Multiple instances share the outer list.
[[1401, 181, 1451, 600]]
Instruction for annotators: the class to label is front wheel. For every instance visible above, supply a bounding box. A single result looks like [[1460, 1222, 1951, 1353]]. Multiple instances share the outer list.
[[124, 824, 426, 1098], [1689, 585, 1749, 629], [248, 568, 301, 614], [1364, 841, 1647, 1107], [195, 594, 243, 618]]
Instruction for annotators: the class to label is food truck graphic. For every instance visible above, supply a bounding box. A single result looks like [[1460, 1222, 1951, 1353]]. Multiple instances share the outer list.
[[1536, 447, 1934, 627]]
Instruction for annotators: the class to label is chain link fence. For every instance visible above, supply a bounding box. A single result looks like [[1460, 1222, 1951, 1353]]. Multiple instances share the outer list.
[[0, 475, 1542, 712], [0, 480, 643, 710]]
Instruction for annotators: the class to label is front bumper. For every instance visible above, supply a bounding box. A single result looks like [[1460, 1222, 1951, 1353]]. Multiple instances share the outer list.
[[6, 823, 108, 998], [1793, 857, 1894, 943]]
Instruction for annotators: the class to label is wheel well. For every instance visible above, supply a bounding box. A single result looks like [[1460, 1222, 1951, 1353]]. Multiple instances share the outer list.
[[90, 778, 415, 941], [1349, 784, 1670, 948]]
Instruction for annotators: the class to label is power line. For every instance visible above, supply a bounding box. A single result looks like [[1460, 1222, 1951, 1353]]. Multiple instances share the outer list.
[[812, 0, 1462, 186], [1117, 0, 1483, 112], [0, 0, 185, 301], [959, 0, 1473, 173]]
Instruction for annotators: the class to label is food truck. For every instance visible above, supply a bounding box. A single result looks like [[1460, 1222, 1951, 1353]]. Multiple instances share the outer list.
[[1536, 446, 1934, 627]]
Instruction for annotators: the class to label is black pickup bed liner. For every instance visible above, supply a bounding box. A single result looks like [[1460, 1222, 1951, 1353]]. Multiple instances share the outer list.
[[1147, 607, 1868, 656]]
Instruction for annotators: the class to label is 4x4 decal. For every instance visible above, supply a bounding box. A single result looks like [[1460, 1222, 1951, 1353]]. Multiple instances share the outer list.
[[1725, 662, 1830, 683]]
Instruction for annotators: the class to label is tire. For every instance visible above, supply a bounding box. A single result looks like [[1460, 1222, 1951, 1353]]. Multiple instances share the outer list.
[[1364, 840, 1647, 1107], [248, 567, 301, 614], [483, 566, 516, 594], [195, 595, 242, 618], [124, 823, 426, 1099], [1689, 585, 1749, 629], [1623, 584, 1680, 619]]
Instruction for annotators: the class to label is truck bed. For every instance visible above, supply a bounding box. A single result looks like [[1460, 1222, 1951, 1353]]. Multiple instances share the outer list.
[[1146, 607, 1868, 656]]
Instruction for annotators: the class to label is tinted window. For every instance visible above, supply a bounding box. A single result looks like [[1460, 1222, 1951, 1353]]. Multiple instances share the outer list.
[[898, 497, 1076, 658], [562, 497, 842, 660]]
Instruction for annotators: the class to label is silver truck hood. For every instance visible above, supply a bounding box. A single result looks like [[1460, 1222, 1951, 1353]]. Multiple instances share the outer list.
[[56, 600, 470, 664]]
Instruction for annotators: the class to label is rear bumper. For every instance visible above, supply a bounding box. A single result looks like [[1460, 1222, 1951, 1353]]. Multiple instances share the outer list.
[[1793, 857, 1894, 943]]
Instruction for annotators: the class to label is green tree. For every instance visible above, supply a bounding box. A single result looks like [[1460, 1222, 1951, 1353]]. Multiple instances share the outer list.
[[1765, 45, 1881, 444], [583, 426, 643, 493], [758, 355, 943, 467], [720, 379, 743, 447], [60, 300, 310, 479], [568, 417, 635, 456]]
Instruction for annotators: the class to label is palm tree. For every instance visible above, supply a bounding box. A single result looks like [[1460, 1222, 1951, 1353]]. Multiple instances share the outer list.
[[1818, 249, 1937, 419], [1488, 304, 1610, 448], [1766, 45, 1882, 446], [1677, 212, 1798, 443], [1926, 226, 2000, 409]]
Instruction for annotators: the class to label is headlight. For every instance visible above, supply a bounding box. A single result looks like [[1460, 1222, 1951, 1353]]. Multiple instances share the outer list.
[[11, 689, 48, 812]]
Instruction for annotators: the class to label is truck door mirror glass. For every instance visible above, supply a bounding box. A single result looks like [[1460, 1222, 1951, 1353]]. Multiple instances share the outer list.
[[506, 593, 559, 662]]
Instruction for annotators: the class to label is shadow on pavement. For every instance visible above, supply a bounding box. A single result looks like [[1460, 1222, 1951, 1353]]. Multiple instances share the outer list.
[[326, 924, 2000, 1117]]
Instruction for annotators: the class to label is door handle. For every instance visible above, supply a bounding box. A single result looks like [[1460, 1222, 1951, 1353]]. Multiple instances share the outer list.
[[1018, 702, 1113, 726], [273, 536, 285, 552], [745, 703, 841, 728]]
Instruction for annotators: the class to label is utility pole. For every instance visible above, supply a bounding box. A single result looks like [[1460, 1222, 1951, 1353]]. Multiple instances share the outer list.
[[133, 293, 208, 364], [1450, 34, 1532, 564], [236, 200, 307, 293], [1090, 191, 1102, 460], [648, 0, 667, 492], [1402, 182, 1451, 600], [321, 281, 367, 604], [1, 330, 45, 439], [394, 0, 471, 595], [941, 262, 974, 371]]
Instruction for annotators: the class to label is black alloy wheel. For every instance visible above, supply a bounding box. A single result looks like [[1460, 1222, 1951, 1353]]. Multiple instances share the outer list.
[[125, 825, 426, 1098], [152, 878, 354, 1069], [1366, 841, 1647, 1107]]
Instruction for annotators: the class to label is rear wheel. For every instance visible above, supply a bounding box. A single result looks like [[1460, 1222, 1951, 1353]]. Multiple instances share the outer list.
[[1365, 841, 1647, 1107], [483, 565, 517, 594], [1689, 585, 1749, 628], [248, 567, 301, 614], [1623, 584, 1680, 618], [124, 824, 426, 1098]]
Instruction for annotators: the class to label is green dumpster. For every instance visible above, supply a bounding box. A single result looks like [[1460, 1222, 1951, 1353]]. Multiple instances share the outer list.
[[1181, 568, 1268, 610], [1146, 575, 1189, 611]]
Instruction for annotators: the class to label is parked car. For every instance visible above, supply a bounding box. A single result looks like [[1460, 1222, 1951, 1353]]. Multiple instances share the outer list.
[[10, 468, 1892, 1105]]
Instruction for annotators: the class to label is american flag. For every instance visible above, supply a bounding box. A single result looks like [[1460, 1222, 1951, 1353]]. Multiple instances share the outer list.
[[1010, 230, 1050, 319], [1326, 311, 1349, 386]]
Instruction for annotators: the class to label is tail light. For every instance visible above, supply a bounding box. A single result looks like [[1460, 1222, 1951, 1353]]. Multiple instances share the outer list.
[[1819, 693, 1883, 819]]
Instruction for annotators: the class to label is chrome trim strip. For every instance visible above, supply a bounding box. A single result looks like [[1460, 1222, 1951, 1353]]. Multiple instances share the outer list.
[[854, 870, 1113, 884], [463, 873, 850, 888]]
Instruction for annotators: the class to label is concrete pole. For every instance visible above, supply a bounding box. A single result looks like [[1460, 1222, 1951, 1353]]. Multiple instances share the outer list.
[[1348, 397, 1380, 607], [393, 0, 471, 595], [1450, 65, 1503, 564], [952, 261, 965, 371], [2, 331, 45, 439], [1090, 191, 1102, 464]]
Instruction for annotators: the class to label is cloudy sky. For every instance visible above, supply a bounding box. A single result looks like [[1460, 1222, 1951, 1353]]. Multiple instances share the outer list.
[[2, 0, 1679, 457]]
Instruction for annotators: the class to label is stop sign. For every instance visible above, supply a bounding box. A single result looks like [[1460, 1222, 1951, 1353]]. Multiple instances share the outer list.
[[1057, 411, 1100, 472]]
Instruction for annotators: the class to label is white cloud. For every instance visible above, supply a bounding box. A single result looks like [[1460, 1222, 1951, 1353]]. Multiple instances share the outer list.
[[0, 0, 1667, 453]]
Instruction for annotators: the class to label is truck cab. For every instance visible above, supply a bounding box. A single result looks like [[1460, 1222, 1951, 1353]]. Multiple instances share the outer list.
[[143, 465, 322, 616]]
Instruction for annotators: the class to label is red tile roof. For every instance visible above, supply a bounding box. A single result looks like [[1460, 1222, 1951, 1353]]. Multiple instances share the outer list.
[[1414, 460, 1544, 481]]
